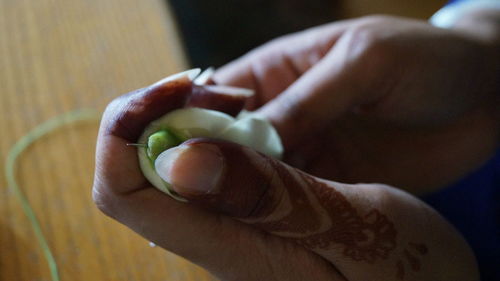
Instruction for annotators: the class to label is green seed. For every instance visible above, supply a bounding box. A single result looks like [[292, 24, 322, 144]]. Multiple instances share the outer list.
[[147, 129, 182, 162]]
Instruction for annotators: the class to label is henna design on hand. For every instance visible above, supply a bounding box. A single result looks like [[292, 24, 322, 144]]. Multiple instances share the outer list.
[[252, 159, 398, 263], [180, 141, 429, 279], [249, 159, 430, 279], [296, 175, 397, 263], [396, 242, 429, 280], [409, 242, 428, 255]]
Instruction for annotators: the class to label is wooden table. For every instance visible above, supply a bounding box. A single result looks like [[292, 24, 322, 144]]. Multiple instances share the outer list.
[[0, 0, 215, 280]]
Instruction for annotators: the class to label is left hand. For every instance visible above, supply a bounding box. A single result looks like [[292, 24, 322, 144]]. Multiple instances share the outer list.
[[93, 77, 478, 281]]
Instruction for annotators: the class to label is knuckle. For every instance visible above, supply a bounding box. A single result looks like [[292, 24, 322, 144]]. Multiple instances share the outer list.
[[99, 88, 148, 141], [250, 32, 296, 60], [103, 90, 134, 116], [343, 20, 397, 63], [246, 165, 284, 220], [340, 22, 397, 81], [92, 180, 119, 219], [264, 33, 294, 49], [102, 88, 141, 122], [347, 26, 386, 58], [359, 14, 393, 25], [99, 94, 127, 133]]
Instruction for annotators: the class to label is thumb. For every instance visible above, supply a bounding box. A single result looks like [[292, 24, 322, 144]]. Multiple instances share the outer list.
[[155, 138, 280, 217], [154, 138, 404, 279], [154, 139, 479, 281]]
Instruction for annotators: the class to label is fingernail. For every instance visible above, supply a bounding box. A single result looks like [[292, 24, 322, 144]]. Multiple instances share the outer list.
[[150, 68, 201, 89], [155, 144, 224, 195]]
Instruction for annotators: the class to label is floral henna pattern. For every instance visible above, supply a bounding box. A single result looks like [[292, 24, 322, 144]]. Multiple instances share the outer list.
[[297, 174, 397, 263], [253, 159, 398, 263], [409, 242, 428, 255], [396, 242, 428, 280], [240, 155, 428, 279]]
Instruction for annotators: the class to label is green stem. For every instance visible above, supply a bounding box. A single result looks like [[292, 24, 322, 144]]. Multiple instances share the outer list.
[[5, 109, 100, 281]]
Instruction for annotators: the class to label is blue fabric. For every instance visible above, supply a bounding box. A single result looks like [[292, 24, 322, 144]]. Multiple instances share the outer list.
[[421, 149, 500, 280], [446, 0, 467, 5]]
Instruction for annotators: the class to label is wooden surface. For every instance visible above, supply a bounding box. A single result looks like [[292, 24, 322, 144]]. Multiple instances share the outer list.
[[0, 0, 216, 280]]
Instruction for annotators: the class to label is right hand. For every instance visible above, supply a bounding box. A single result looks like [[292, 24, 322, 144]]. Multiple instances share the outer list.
[[214, 15, 500, 194]]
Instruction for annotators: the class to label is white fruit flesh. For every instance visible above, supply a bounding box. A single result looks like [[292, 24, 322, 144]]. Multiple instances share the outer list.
[[138, 108, 283, 201]]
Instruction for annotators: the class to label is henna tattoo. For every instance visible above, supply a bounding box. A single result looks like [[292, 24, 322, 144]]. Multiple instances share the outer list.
[[183, 141, 430, 279], [297, 175, 397, 263], [396, 242, 429, 280], [249, 159, 323, 234], [409, 242, 428, 255], [248, 158, 432, 279], [253, 159, 397, 263], [403, 249, 421, 271]]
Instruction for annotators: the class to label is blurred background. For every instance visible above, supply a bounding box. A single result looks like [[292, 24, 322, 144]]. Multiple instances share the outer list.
[[0, 0, 444, 280], [169, 0, 444, 67]]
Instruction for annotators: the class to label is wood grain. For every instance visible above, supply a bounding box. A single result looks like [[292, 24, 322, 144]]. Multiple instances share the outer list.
[[0, 0, 215, 280]]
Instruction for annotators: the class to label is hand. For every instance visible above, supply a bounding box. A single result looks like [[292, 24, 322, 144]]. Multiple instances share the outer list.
[[93, 74, 478, 280], [213, 15, 500, 194]]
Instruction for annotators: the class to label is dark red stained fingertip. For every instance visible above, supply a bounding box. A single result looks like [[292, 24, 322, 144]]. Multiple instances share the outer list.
[[107, 77, 192, 142], [187, 84, 250, 117], [106, 70, 254, 142]]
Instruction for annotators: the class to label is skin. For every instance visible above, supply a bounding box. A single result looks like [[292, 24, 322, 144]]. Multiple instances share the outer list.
[[214, 15, 500, 194], [93, 12, 499, 281]]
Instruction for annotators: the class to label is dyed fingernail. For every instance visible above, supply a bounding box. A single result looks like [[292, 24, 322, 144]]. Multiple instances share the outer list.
[[155, 144, 224, 195], [150, 68, 201, 89]]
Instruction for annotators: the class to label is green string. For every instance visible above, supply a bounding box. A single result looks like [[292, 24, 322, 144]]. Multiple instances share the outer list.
[[5, 109, 101, 281]]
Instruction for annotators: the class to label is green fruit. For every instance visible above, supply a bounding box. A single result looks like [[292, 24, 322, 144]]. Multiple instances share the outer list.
[[146, 129, 182, 162]]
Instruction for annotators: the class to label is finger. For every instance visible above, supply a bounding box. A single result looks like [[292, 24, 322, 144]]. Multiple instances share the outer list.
[[187, 84, 253, 117], [94, 71, 196, 195], [153, 138, 414, 280], [154, 137, 357, 221], [101, 73, 194, 142], [212, 20, 353, 110], [213, 19, 391, 149], [256, 51, 359, 149]]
